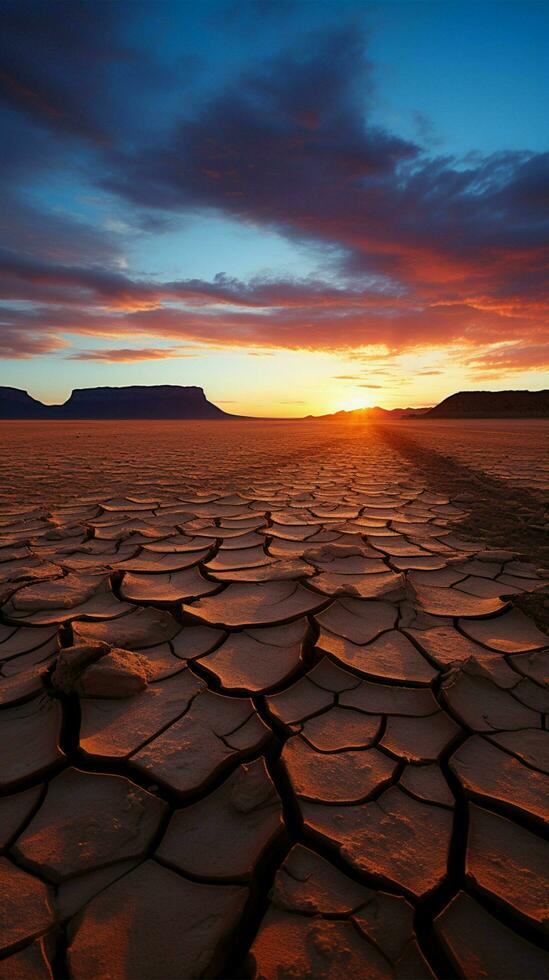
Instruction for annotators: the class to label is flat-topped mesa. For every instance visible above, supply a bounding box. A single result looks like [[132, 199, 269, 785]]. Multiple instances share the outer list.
[[424, 390, 549, 419], [0, 386, 48, 419], [59, 385, 229, 419], [0, 385, 232, 420]]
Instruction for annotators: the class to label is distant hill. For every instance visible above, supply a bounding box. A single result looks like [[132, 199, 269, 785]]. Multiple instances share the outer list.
[[307, 406, 431, 421], [58, 385, 229, 419], [423, 390, 549, 419], [0, 387, 47, 419], [0, 385, 233, 420], [3, 385, 548, 421]]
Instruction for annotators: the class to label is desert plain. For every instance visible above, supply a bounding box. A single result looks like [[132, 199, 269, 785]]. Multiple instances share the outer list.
[[0, 418, 547, 979]]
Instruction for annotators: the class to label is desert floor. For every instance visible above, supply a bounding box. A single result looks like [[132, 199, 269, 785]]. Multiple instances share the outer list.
[[0, 420, 547, 979]]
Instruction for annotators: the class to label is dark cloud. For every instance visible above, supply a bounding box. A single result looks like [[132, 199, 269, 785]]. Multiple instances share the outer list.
[[0, 12, 546, 368], [0, 0, 175, 146], [100, 31, 548, 327]]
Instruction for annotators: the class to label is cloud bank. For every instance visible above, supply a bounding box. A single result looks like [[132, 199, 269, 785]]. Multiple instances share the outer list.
[[0, 6, 547, 376]]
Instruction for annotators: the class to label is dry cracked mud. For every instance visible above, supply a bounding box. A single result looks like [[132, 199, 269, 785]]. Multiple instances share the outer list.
[[0, 420, 547, 979]]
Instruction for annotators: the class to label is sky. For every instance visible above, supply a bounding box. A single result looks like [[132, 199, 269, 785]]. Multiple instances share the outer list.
[[1, 0, 548, 417]]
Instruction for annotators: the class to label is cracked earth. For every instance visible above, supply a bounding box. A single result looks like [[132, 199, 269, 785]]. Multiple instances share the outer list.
[[0, 421, 547, 979]]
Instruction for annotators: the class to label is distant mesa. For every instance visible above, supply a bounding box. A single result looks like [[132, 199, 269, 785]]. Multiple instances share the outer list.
[[0, 385, 232, 420], [309, 390, 549, 421], [0, 387, 47, 420], [1, 385, 548, 420], [423, 390, 549, 419]]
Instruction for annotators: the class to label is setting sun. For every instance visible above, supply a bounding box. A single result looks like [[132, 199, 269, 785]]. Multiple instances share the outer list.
[[339, 393, 373, 412]]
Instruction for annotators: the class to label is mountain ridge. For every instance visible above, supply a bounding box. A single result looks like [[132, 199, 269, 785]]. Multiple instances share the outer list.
[[306, 406, 431, 420], [422, 389, 549, 419], [0, 385, 232, 420], [1, 385, 547, 420]]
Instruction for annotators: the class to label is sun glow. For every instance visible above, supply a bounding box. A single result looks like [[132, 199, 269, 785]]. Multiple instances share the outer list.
[[339, 392, 374, 412]]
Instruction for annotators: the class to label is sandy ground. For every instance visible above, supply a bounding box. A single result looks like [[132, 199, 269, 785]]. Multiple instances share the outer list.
[[0, 420, 547, 978]]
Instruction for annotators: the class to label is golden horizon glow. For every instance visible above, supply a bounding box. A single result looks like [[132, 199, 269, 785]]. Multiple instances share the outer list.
[[339, 393, 374, 412]]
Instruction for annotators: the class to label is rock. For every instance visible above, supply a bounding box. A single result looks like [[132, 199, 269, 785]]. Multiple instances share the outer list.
[[0, 697, 64, 791], [381, 711, 461, 762], [3, 573, 104, 612], [450, 735, 548, 826], [79, 670, 204, 760], [67, 860, 247, 979], [317, 628, 437, 684], [399, 764, 454, 806], [2, 575, 131, 626], [183, 581, 326, 627], [75, 647, 149, 698], [266, 677, 334, 728], [459, 607, 548, 652], [435, 891, 549, 979], [302, 785, 452, 898], [310, 569, 404, 599], [509, 648, 549, 687], [282, 736, 397, 803], [0, 938, 53, 978], [250, 846, 433, 980], [51, 641, 149, 698], [315, 597, 397, 644], [73, 606, 180, 649], [130, 689, 270, 796], [170, 624, 225, 661], [13, 768, 166, 882], [441, 661, 540, 732], [405, 623, 520, 688], [156, 759, 283, 879], [50, 642, 109, 693], [0, 857, 54, 956], [466, 804, 548, 929], [340, 679, 440, 717], [486, 729, 549, 774], [250, 909, 390, 980], [119, 567, 218, 602], [211, 558, 312, 582], [0, 784, 42, 851], [272, 845, 371, 915], [299, 707, 381, 751], [55, 860, 140, 922], [123, 641, 185, 681], [354, 894, 429, 969], [411, 582, 506, 618], [0, 626, 57, 661], [307, 657, 363, 693], [199, 619, 307, 693], [114, 550, 209, 573]]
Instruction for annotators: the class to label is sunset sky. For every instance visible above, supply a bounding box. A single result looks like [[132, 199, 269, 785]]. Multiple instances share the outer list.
[[1, 0, 548, 417]]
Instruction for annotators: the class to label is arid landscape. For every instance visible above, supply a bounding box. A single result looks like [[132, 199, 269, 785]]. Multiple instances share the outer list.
[[2, 0, 548, 975], [0, 419, 547, 978]]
